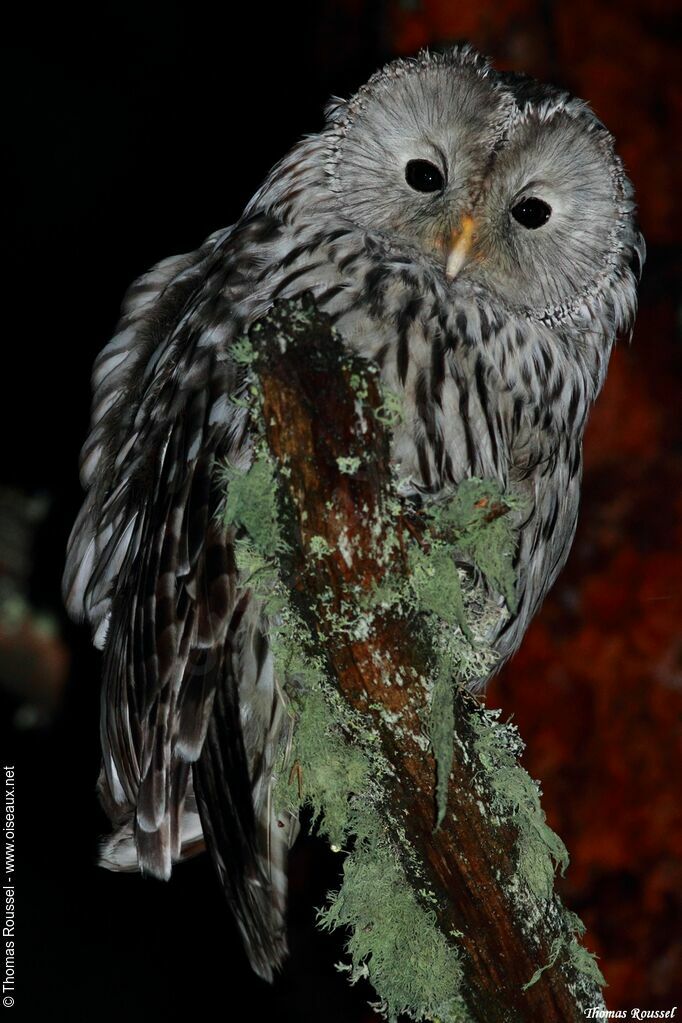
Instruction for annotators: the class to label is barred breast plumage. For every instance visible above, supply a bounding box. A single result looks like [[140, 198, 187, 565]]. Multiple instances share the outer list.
[[63, 45, 643, 978]]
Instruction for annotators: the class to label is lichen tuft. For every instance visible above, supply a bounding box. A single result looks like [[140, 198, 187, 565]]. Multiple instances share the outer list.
[[471, 710, 569, 901], [318, 804, 469, 1023], [220, 447, 287, 558]]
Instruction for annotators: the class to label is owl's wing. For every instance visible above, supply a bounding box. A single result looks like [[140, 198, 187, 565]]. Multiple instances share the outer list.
[[64, 213, 294, 979]]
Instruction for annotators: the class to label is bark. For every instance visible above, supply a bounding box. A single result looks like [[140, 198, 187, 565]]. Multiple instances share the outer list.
[[250, 297, 604, 1023]]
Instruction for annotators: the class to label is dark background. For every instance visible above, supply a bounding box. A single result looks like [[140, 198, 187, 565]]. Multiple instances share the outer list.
[[2, 1, 680, 1019]]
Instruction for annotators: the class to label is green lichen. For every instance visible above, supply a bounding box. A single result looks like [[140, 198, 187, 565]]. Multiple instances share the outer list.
[[426, 625, 502, 827], [271, 632, 469, 1022], [408, 543, 469, 635], [567, 938, 606, 989], [563, 911, 606, 988], [261, 529, 469, 1021], [349, 479, 517, 829], [523, 911, 605, 991], [275, 682, 371, 849], [424, 478, 523, 614], [230, 335, 258, 365], [470, 709, 569, 901], [375, 387, 405, 426], [469, 708, 602, 996], [399, 479, 520, 825], [349, 372, 371, 402], [309, 534, 333, 559], [337, 455, 362, 475], [429, 653, 456, 829], [270, 592, 468, 1019], [220, 447, 287, 558], [318, 803, 468, 1023], [522, 934, 564, 990]]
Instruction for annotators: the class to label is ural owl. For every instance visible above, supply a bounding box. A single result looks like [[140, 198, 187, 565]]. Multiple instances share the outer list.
[[63, 46, 643, 978]]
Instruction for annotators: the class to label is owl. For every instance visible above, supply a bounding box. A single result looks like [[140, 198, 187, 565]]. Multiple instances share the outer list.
[[63, 46, 643, 980]]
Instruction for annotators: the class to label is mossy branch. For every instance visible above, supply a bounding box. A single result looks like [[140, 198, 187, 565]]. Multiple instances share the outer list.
[[235, 296, 605, 1023]]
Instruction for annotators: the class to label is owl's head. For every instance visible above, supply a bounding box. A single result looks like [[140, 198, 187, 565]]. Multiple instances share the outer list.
[[323, 46, 643, 330]]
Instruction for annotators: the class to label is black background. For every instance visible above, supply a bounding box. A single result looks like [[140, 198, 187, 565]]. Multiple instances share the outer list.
[[3, 5, 388, 1020]]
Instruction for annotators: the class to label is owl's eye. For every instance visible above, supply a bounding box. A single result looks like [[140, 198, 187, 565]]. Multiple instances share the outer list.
[[511, 197, 552, 229], [405, 160, 445, 194]]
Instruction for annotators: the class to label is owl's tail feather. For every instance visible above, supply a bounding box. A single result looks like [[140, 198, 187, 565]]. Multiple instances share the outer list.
[[192, 645, 296, 982], [97, 591, 297, 981], [98, 778, 205, 873], [97, 643, 296, 981]]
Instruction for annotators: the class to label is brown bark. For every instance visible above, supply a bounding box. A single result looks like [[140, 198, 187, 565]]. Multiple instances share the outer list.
[[251, 297, 602, 1023]]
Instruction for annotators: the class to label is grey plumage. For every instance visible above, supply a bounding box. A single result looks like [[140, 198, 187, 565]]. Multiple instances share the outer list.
[[63, 46, 643, 979]]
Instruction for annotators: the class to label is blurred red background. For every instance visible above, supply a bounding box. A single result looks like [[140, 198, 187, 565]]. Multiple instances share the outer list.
[[388, 0, 682, 1010]]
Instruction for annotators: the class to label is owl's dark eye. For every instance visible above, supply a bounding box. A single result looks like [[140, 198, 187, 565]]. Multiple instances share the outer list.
[[511, 197, 552, 229], [405, 160, 445, 194]]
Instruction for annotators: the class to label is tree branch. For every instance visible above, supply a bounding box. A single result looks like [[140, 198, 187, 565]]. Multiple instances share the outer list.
[[246, 297, 605, 1023]]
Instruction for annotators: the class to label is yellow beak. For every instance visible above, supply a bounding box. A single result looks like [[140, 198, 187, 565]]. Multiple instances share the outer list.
[[445, 216, 475, 280]]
